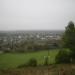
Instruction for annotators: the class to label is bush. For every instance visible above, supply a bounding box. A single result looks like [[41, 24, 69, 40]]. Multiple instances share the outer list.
[[55, 49, 71, 63], [28, 58, 37, 66]]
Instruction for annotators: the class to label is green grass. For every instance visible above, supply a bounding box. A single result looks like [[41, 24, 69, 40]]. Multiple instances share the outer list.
[[0, 49, 59, 69]]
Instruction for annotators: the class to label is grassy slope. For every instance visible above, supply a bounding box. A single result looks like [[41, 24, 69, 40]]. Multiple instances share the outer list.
[[0, 49, 59, 69], [0, 64, 75, 75]]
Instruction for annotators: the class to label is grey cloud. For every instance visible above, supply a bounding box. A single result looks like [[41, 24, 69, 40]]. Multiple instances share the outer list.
[[0, 0, 75, 30]]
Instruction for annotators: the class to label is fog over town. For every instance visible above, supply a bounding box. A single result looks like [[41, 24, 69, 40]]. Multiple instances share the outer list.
[[0, 0, 75, 30]]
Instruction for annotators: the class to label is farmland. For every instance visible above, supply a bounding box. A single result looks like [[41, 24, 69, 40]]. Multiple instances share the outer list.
[[0, 49, 59, 69]]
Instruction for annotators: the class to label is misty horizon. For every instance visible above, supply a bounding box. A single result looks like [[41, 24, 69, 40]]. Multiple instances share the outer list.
[[0, 0, 75, 30]]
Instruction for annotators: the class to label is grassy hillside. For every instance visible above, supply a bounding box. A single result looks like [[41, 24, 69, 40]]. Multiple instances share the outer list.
[[0, 64, 75, 75], [0, 49, 59, 69]]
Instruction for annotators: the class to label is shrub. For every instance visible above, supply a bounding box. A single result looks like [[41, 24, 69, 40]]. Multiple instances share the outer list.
[[28, 58, 37, 67], [55, 49, 71, 63]]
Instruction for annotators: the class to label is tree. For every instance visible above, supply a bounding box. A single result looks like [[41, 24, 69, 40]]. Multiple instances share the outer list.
[[62, 21, 75, 61], [55, 21, 75, 63], [62, 21, 75, 50]]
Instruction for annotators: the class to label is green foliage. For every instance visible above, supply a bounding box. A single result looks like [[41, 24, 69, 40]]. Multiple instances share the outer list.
[[56, 21, 75, 63], [27, 58, 37, 66], [62, 21, 75, 50], [55, 49, 71, 63]]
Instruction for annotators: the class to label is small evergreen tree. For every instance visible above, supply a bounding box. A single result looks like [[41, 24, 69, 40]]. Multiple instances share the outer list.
[[55, 21, 75, 63], [62, 21, 75, 50], [62, 21, 75, 61]]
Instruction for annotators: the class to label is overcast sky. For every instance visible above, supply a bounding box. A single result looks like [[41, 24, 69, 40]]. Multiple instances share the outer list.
[[0, 0, 75, 30]]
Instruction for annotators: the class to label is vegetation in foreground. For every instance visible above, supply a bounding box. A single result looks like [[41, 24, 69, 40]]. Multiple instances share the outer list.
[[0, 49, 59, 69], [0, 64, 75, 75]]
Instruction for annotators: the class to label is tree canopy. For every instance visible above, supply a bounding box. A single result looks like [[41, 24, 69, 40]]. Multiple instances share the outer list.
[[55, 21, 75, 63], [62, 21, 75, 51]]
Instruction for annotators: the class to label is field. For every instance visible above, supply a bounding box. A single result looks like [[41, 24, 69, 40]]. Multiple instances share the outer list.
[[0, 49, 75, 75], [0, 49, 59, 69]]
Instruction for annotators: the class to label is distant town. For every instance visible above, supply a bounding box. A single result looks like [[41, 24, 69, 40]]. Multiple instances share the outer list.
[[0, 30, 63, 52]]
